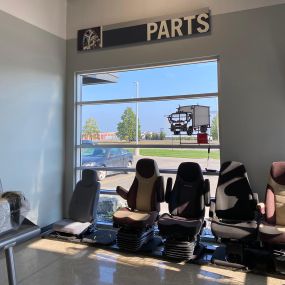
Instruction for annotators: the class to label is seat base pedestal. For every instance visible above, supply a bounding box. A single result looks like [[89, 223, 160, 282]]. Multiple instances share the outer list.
[[164, 238, 201, 261], [212, 244, 271, 270], [116, 227, 154, 252], [273, 249, 285, 274], [212, 246, 246, 269]]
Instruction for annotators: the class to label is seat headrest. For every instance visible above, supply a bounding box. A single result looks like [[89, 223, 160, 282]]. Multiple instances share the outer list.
[[82, 169, 97, 187], [177, 162, 203, 181], [215, 161, 255, 221], [271, 162, 285, 185], [218, 161, 247, 184], [136, 158, 159, 178]]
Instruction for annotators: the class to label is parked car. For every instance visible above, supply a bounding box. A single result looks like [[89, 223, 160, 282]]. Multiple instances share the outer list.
[[82, 148, 133, 180], [81, 140, 96, 145]]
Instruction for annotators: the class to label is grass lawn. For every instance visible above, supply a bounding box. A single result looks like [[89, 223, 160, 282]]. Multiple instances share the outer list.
[[139, 149, 220, 159]]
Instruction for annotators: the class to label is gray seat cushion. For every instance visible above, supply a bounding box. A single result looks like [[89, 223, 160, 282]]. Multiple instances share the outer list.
[[53, 219, 91, 235], [259, 222, 285, 244], [211, 218, 257, 240], [69, 170, 100, 223]]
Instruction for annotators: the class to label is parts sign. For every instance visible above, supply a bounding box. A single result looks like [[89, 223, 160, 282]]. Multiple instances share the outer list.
[[78, 11, 210, 51]]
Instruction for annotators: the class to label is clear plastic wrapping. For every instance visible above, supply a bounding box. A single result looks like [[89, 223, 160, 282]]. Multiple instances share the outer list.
[[0, 189, 30, 235]]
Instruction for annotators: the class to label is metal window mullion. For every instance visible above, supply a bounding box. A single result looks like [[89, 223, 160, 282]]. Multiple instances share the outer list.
[[76, 166, 219, 176], [77, 92, 218, 106], [76, 143, 220, 149], [75, 75, 83, 184]]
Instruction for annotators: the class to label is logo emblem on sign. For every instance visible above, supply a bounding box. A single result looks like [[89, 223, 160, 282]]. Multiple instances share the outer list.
[[82, 28, 101, 50]]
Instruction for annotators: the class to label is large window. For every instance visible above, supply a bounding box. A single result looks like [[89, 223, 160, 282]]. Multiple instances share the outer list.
[[75, 60, 219, 225]]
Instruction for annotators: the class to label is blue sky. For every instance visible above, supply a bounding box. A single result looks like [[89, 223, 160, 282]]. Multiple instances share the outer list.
[[81, 61, 218, 134]]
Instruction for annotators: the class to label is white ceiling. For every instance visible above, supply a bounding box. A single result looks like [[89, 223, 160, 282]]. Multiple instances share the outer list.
[[0, 0, 284, 39], [67, 0, 285, 39], [0, 0, 67, 39]]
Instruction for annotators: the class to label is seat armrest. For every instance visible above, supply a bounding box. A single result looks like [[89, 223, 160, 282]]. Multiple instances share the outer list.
[[156, 176, 165, 203], [165, 177, 172, 203], [204, 179, 210, 206], [116, 186, 128, 200], [257, 202, 266, 215], [209, 199, 216, 218], [253, 192, 259, 204]]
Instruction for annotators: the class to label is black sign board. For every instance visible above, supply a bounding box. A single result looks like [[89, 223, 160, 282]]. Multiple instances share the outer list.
[[78, 11, 210, 51]]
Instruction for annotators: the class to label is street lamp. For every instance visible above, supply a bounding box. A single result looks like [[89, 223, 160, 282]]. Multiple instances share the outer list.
[[135, 81, 139, 156]]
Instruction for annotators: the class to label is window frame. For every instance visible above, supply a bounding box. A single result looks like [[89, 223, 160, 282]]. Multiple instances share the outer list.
[[74, 58, 220, 225]]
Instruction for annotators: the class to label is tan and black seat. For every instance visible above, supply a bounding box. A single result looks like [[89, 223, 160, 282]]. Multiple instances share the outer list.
[[259, 162, 285, 245], [158, 162, 210, 260], [258, 162, 285, 272], [113, 158, 164, 251], [211, 161, 259, 266], [52, 169, 100, 236]]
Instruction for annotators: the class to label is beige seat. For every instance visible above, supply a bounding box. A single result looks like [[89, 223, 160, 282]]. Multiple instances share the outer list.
[[113, 158, 164, 228], [113, 158, 164, 251]]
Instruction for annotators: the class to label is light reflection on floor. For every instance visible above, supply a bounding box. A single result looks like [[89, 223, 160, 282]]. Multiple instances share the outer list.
[[0, 238, 283, 285]]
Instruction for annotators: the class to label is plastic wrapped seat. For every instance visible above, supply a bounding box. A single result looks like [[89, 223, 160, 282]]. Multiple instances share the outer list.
[[0, 190, 30, 235]]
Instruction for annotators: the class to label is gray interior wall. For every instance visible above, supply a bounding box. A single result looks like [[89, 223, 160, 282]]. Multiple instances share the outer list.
[[66, 4, 285, 211], [0, 10, 66, 227]]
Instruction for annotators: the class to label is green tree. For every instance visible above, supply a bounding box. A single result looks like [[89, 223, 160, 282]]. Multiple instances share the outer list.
[[117, 107, 141, 141], [152, 133, 159, 140], [145, 133, 151, 140], [159, 131, 166, 140], [82, 117, 100, 140], [211, 115, 218, 141]]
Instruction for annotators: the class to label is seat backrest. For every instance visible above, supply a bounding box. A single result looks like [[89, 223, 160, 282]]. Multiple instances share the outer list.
[[265, 162, 285, 226], [127, 158, 163, 212], [215, 161, 255, 221], [167, 162, 206, 219], [69, 169, 100, 223]]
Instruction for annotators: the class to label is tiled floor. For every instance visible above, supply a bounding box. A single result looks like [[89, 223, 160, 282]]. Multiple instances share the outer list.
[[0, 238, 284, 285]]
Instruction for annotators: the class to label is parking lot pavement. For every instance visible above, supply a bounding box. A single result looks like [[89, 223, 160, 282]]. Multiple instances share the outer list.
[[100, 156, 219, 197]]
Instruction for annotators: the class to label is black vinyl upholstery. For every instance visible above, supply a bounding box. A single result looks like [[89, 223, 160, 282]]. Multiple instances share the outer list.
[[159, 162, 209, 237], [168, 162, 206, 219], [69, 169, 100, 223]]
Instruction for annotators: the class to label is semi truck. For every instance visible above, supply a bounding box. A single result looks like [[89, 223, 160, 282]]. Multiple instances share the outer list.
[[167, 105, 210, 135]]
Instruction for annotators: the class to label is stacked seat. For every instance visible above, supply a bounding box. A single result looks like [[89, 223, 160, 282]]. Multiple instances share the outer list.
[[211, 161, 259, 265], [158, 162, 210, 260], [113, 158, 164, 252], [53, 169, 100, 236], [258, 162, 285, 272]]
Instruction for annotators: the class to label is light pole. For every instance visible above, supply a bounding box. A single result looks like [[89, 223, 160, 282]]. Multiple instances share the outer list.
[[135, 81, 139, 156]]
